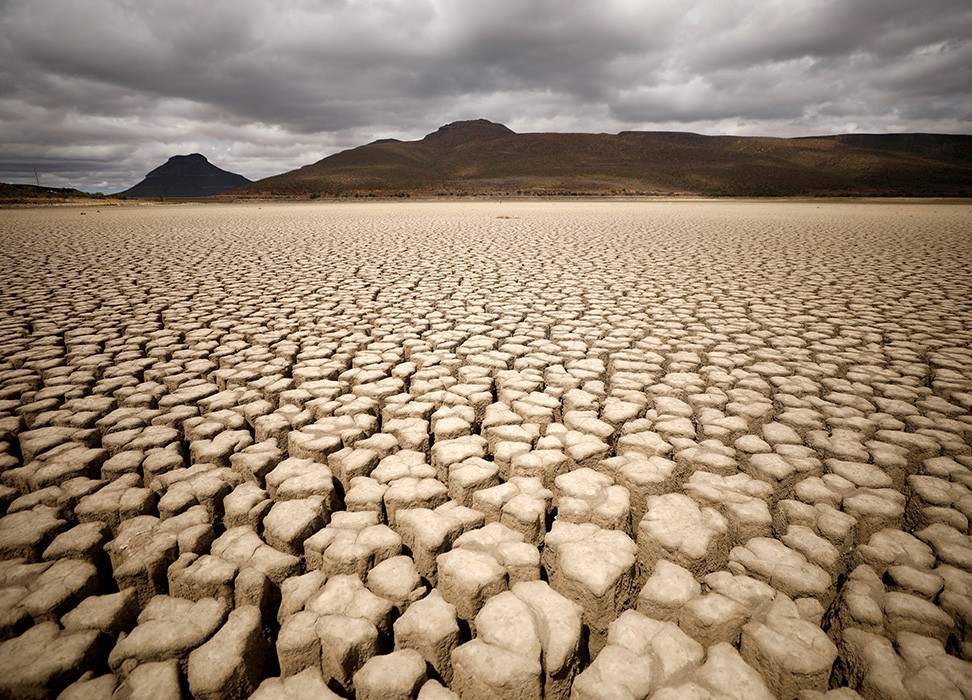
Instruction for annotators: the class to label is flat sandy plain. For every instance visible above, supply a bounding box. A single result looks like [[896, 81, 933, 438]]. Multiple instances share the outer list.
[[0, 201, 970, 699]]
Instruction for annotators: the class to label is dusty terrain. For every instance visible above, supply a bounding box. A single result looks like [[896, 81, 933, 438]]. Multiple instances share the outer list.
[[0, 200, 970, 698]]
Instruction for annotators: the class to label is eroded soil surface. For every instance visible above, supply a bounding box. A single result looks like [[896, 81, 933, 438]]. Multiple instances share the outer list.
[[0, 201, 970, 699]]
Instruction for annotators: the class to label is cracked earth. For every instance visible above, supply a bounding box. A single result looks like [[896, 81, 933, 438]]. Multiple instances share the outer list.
[[0, 200, 970, 699]]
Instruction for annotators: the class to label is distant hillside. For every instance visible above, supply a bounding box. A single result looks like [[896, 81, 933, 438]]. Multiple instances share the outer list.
[[0, 182, 101, 203], [119, 154, 250, 198], [236, 119, 972, 197]]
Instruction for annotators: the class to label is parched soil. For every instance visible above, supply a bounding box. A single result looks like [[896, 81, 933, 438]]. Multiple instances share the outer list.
[[0, 200, 970, 698]]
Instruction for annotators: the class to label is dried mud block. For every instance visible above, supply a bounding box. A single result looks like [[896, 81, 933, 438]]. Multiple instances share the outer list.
[[652, 642, 774, 699], [276, 610, 321, 677], [383, 476, 449, 525], [0, 505, 68, 560], [447, 456, 500, 507], [674, 440, 735, 476], [0, 585, 31, 641], [451, 638, 542, 700], [154, 463, 240, 522], [344, 476, 388, 515], [395, 504, 483, 584], [678, 571, 775, 647], [278, 570, 327, 623], [7, 444, 108, 493], [775, 499, 859, 565], [303, 574, 394, 677], [328, 446, 380, 493], [366, 554, 426, 614], [553, 467, 630, 534], [110, 659, 183, 699], [637, 559, 701, 622], [883, 564, 944, 601], [0, 622, 105, 699], [417, 680, 460, 699], [830, 564, 891, 639], [187, 605, 269, 700], [915, 522, 972, 571], [55, 673, 118, 700], [835, 628, 972, 699], [906, 473, 971, 532], [190, 429, 254, 469], [383, 417, 431, 453], [436, 547, 508, 624], [19, 558, 98, 623], [729, 537, 833, 605], [75, 473, 157, 534], [394, 589, 461, 685], [286, 425, 343, 464], [508, 449, 568, 489], [304, 510, 401, 577], [105, 515, 180, 606], [606, 454, 680, 525], [460, 592, 548, 696], [573, 610, 703, 700], [742, 451, 805, 495], [683, 471, 774, 545], [107, 595, 228, 674], [510, 582, 583, 698], [842, 488, 906, 543], [222, 481, 272, 530], [61, 588, 139, 637], [781, 524, 843, 578], [854, 528, 936, 577], [43, 521, 111, 567], [372, 450, 447, 522], [637, 493, 728, 579], [211, 526, 301, 586], [936, 565, 972, 658], [542, 520, 637, 654], [263, 496, 328, 555], [251, 667, 342, 699], [17, 426, 96, 464], [354, 431, 401, 459], [352, 648, 427, 700], [314, 613, 380, 693], [229, 441, 283, 484], [740, 594, 838, 698], [559, 430, 612, 470], [831, 564, 957, 645], [264, 457, 338, 504], [431, 435, 488, 481], [167, 553, 238, 603], [453, 521, 541, 585], [472, 476, 552, 546], [433, 405, 475, 442]]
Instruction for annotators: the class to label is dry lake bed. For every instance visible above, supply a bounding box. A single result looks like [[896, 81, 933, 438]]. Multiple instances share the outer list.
[[0, 200, 971, 699]]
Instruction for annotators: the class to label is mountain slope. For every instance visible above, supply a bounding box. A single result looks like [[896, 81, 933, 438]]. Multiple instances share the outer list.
[[119, 154, 251, 198], [237, 120, 972, 197], [0, 182, 99, 203]]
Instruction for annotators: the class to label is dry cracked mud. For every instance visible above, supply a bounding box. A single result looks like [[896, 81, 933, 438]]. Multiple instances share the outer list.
[[0, 200, 970, 699]]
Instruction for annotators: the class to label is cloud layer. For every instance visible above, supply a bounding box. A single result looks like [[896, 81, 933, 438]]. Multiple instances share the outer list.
[[2, 0, 970, 192]]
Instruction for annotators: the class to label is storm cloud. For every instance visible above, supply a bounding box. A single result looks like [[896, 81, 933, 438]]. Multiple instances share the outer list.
[[2, 0, 970, 192]]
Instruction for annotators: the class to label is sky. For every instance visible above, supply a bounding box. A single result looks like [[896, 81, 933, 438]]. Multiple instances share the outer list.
[[1, 0, 970, 193]]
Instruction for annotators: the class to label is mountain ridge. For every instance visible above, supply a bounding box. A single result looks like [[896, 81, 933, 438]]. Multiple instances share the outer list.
[[120, 153, 251, 198], [235, 120, 972, 197]]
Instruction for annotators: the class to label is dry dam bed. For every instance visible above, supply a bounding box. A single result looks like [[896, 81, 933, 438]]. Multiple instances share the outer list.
[[0, 201, 970, 699]]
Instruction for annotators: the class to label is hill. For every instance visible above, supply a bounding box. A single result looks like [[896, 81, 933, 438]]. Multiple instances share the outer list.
[[119, 154, 251, 198], [236, 119, 972, 197], [0, 182, 105, 204]]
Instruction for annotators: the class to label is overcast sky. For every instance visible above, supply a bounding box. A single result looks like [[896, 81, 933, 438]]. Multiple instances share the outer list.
[[2, 0, 970, 192]]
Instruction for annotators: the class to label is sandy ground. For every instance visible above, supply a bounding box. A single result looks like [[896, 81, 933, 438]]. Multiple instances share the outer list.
[[0, 201, 970, 698]]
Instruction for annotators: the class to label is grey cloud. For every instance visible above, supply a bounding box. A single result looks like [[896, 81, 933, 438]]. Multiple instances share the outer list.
[[1, 0, 969, 192]]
